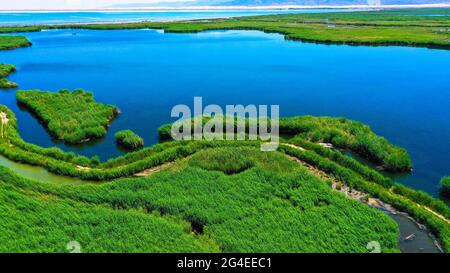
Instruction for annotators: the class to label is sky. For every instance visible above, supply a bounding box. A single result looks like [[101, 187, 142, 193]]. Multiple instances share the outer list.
[[0, 0, 446, 10], [0, 0, 198, 10]]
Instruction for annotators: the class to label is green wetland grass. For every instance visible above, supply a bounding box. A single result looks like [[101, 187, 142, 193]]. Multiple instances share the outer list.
[[0, 78, 17, 89], [0, 64, 16, 78], [0, 103, 449, 252], [441, 177, 450, 202], [0, 8, 448, 253], [16, 89, 119, 144], [0, 167, 219, 253], [115, 130, 144, 151], [0, 64, 17, 89], [0, 147, 400, 253], [0, 36, 31, 50], [158, 115, 413, 172]]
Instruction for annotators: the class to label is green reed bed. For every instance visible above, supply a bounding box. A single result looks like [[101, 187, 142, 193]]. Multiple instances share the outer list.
[[115, 130, 144, 151], [0, 35, 31, 50], [16, 89, 119, 144], [0, 146, 400, 253], [0, 64, 17, 89]]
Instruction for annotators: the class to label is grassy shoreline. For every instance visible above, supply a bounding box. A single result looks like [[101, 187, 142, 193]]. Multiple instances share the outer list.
[[0, 8, 449, 49], [0, 104, 448, 252], [0, 153, 400, 253], [0, 64, 18, 89]]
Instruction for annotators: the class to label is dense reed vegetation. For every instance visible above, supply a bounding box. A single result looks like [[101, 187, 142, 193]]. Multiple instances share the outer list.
[[0, 35, 31, 50], [189, 147, 255, 175], [158, 115, 412, 172], [279, 145, 450, 252], [16, 89, 119, 144], [0, 64, 17, 88], [0, 167, 218, 253], [0, 35, 26, 88], [0, 64, 16, 78], [441, 177, 450, 201], [0, 9, 448, 253], [284, 136, 450, 220], [0, 148, 400, 253], [0, 104, 449, 252], [115, 130, 144, 151], [281, 116, 412, 172], [0, 79, 17, 89], [0, 104, 258, 180]]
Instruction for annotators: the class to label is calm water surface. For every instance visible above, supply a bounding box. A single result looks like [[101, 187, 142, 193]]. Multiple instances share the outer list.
[[0, 29, 449, 196]]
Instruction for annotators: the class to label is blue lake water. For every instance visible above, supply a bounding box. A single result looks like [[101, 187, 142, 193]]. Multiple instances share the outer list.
[[0, 29, 449, 196], [0, 9, 356, 25]]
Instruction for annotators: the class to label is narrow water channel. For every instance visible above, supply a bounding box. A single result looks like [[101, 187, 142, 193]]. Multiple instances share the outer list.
[[385, 211, 442, 253], [0, 154, 94, 185]]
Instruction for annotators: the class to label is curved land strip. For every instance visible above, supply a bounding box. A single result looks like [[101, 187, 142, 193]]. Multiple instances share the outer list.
[[0, 64, 18, 89], [0, 147, 401, 252], [0, 104, 449, 252], [0, 106, 412, 180], [1, 8, 449, 50]]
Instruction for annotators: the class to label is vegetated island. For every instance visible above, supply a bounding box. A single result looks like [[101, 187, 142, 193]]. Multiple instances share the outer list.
[[115, 130, 144, 151], [0, 64, 18, 89], [1, 8, 449, 49], [0, 35, 32, 88], [16, 89, 119, 144], [0, 35, 31, 50]]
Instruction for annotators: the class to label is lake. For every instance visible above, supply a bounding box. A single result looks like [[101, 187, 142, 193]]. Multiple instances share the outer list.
[[0, 29, 449, 196], [0, 9, 356, 25]]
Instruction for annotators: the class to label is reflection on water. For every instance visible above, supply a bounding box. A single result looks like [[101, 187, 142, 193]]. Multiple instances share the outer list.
[[387, 211, 442, 253], [0, 154, 96, 185], [0, 29, 449, 196]]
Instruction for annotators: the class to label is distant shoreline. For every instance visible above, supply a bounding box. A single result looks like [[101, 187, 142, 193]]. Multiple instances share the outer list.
[[1, 4, 449, 13]]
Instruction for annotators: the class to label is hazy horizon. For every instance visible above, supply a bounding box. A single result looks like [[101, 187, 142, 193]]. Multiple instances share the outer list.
[[1, 0, 449, 10]]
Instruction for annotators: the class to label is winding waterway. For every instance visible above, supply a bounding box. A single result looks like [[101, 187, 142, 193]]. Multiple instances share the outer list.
[[0, 154, 94, 185], [0, 29, 449, 196]]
